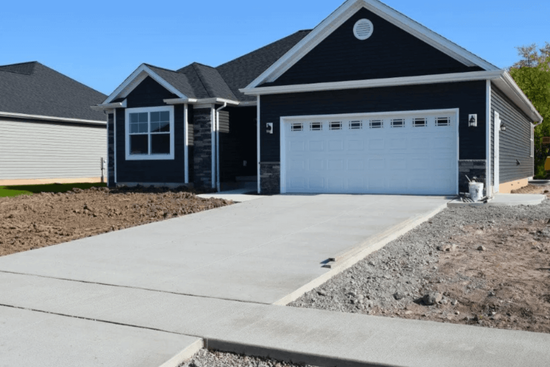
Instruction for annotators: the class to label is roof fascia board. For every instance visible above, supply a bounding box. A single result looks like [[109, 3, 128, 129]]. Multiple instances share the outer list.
[[245, 0, 497, 90], [242, 70, 503, 95], [103, 64, 187, 104], [0, 111, 106, 125]]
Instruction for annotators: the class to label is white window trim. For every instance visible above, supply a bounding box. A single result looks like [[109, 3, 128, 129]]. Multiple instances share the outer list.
[[125, 106, 175, 161]]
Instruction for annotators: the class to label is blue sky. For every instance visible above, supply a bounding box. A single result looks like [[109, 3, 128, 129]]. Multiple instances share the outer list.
[[1, 0, 548, 96]]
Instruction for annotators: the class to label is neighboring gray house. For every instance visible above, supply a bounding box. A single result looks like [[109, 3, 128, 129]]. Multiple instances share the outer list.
[[0, 62, 107, 185]]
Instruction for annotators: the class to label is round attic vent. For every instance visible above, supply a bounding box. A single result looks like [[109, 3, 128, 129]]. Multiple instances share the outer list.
[[353, 19, 374, 40]]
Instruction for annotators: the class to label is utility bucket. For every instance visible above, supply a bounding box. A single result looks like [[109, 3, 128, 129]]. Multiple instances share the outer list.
[[469, 182, 484, 202]]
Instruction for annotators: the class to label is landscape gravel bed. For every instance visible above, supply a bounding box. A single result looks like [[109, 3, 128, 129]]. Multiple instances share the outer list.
[[179, 349, 317, 367], [291, 189, 550, 334]]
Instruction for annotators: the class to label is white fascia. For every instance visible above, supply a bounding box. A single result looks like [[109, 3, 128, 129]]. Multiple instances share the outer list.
[[244, 0, 498, 90], [242, 70, 503, 96], [0, 111, 106, 125], [103, 64, 187, 105]]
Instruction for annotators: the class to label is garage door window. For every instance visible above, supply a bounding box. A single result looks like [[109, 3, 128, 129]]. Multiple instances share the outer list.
[[310, 122, 323, 131], [330, 122, 343, 130], [413, 118, 427, 128], [370, 119, 383, 129], [436, 117, 450, 126], [391, 118, 405, 128], [291, 123, 303, 132], [349, 121, 363, 130]]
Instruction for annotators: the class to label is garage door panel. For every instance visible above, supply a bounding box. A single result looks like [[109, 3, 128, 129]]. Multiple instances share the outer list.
[[289, 159, 306, 171], [347, 140, 364, 151], [308, 141, 325, 151], [369, 139, 385, 150], [289, 140, 306, 152], [309, 159, 325, 171], [328, 159, 345, 170], [369, 158, 385, 170], [308, 177, 325, 190], [328, 140, 345, 151], [284, 111, 458, 195], [347, 159, 364, 170]]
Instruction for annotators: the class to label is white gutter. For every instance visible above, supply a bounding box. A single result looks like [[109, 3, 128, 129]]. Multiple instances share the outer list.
[[0, 111, 106, 125], [215, 102, 228, 192], [164, 97, 239, 106], [91, 100, 127, 111]]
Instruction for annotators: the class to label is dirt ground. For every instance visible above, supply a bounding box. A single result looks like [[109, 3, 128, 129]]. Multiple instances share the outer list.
[[0, 186, 231, 257], [293, 184, 550, 334]]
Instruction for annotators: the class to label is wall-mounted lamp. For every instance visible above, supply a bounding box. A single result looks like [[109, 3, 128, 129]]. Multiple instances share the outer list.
[[266, 122, 274, 134], [500, 123, 507, 132], [468, 114, 477, 127]]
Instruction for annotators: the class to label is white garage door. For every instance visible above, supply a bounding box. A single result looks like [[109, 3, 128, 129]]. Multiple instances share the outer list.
[[281, 109, 458, 195]]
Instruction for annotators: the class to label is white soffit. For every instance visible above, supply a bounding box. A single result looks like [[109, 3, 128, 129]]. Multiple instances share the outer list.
[[245, 0, 498, 90]]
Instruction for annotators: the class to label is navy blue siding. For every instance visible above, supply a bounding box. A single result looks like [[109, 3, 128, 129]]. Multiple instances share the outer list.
[[260, 81, 487, 162], [491, 84, 534, 183], [267, 8, 482, 87], [115, 77, 187, 184], [107, 113, 115, 186]]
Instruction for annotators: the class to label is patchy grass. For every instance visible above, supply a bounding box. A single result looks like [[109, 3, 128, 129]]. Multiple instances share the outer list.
[[0, 183, 107, 198]]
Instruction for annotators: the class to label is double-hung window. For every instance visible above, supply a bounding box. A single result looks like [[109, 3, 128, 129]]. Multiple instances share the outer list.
[[125, 106, 175, 160]]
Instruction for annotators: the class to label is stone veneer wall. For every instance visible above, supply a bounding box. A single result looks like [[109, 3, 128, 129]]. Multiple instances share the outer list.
[[193, 109, 212, 189], [459, 160, 487, 195], [260, 162, 280, 195]]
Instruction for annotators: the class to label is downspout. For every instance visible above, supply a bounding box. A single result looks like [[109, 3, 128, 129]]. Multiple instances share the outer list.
[[216, 103, 228, 192]]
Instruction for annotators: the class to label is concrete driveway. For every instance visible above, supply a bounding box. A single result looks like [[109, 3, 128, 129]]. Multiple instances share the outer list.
[[0, 194, 448, 305]]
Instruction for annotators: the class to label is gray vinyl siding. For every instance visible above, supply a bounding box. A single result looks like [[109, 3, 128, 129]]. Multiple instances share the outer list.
[[491, 84, 534, 183], [0, 119, 106, 180]]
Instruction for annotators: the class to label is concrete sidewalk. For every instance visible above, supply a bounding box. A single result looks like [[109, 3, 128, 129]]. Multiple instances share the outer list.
[[1, 272, 549, 367]]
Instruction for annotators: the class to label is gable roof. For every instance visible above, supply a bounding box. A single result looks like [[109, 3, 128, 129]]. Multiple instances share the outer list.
[[245, 0, 497, 90], [0, 62, 106, 123], [100, 30, 311, 106], [217, 30, 311, 102]]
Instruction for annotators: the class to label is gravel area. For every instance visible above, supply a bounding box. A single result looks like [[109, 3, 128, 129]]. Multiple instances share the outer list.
[[291, 191, 550, 333], [179, 349, 317, 367]]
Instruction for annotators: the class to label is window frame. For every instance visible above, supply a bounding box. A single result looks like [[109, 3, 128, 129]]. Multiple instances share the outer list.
[[125, 106, 175, 161]]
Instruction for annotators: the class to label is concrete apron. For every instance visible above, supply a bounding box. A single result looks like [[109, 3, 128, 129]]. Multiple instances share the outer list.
[[8, 194, 547, 366]]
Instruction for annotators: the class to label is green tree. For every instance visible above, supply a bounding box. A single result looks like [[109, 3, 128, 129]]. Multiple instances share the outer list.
[[509, 42, 550, 178]]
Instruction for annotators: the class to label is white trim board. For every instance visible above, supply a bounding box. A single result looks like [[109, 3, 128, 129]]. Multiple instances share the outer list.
[[245, 0, 497, 90]]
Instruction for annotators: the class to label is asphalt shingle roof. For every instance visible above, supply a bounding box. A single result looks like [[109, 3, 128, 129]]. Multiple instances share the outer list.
[[0, 62, 106, 121], [133, 30, 312, 104], [217, 30, 312, 102]]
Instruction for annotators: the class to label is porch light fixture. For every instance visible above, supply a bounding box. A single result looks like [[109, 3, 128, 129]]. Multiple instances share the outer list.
[[266, 122, 274, 134], [468, 114, 477, 127], [500, 123, 507, 132]]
